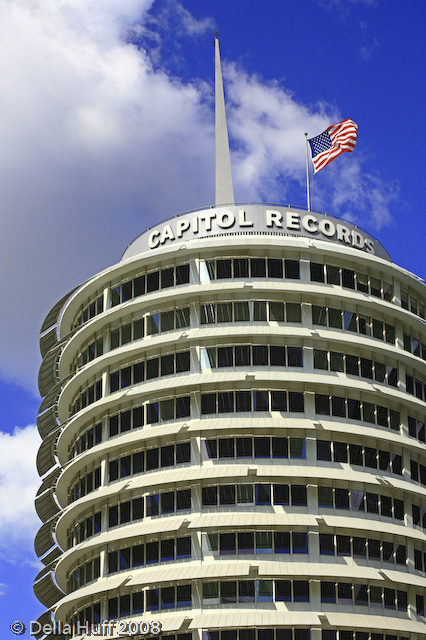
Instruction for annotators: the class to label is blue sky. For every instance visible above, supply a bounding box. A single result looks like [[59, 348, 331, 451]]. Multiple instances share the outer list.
[[1, 0, 425, 635]]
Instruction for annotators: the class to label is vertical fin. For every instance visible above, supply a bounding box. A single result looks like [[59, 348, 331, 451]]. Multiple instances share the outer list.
[[214, 32, 235, 206]]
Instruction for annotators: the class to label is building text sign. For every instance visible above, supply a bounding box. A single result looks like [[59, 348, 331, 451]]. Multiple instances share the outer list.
[[122, 205, 391, 262]]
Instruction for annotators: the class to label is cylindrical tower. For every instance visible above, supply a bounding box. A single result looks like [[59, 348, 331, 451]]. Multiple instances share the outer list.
[[35, 203, 426, 640]]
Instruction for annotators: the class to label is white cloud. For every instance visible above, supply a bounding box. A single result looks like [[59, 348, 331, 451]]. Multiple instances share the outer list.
[[0, 582, 7, 595], [0, 425, 41, 566], [0, 0, 397, 394]]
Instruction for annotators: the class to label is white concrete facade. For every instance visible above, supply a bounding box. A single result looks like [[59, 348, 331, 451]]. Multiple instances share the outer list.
[[35, 204, 426, 640]]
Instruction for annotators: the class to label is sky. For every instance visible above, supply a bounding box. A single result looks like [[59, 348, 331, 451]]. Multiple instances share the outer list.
[[1, 0, 425, 635]]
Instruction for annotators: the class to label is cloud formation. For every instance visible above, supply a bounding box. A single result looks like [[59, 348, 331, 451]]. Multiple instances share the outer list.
[[0, 0, 397, 392], [0, 425, 41, 566]]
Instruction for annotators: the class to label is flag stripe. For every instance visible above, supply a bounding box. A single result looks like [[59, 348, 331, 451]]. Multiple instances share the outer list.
[[308, 118, 358, 173]]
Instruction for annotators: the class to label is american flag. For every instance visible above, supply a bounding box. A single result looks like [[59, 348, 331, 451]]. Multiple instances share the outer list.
[[308, 119, 358, 174]]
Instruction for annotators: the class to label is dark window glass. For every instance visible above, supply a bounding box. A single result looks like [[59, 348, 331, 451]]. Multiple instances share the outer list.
[[312, 305, 327, 326], [346, 354, 359, 375], [201, 394, 216, 414], [289, 392, 304, 412], [176, 442, 191, 464], [176, 351, 190, 372], [342, 269, 355, 289], [317, 440, 332, 461], [161, 492, 174, 514], [161, 445, 174, 468], [238, 532, 254, 554], [218, 392, 234, 413], [254, 437, 270, 458], [286, 302, 301, 322], [176, 396, 190, 418], [285, 260, 300, 279], [251, 258, 266, 277], [291, 485, 307, 506], [219, 485, 235, 505], [315, 394, 330, 415], [273, 484, 289, 505], [217, 347, 233, 368], [314, 349, 328, 369], [233, 258, 249, 278], [320, 533, 335, 555], [310, 263, 325, 282], [271, 391, 287, 411], [267, 258, 283, 278], [146, 448, 159, 470], [270, 345, 286, 366], [146, 494, 159, 516], [255, 484, 271, 505], [254, 390, 269, 411], [147, 271, 159, 292], [161, 267, 174, 289], [235, 345, 251, 366], [219, 438, 234, 458], [202, 486, 217, 506], [288, 347, 303, 367], [161, 354, 174, 376], [236, 391, 252, 412], [220, 532, 236, 555], [293, 532, 308, 553], [177, 489, 191, 510], [274, 531, 290, 554], [253, 345, 268, 365], [177, 536, 191, 558], [272, 437, 288, 458], [176, 264, 190, 285], [321, 582, 336, 604], [216, 259, 232, 279]]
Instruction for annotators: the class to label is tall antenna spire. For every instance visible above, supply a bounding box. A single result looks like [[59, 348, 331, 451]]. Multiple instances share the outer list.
[[214, 32, 234, 206]]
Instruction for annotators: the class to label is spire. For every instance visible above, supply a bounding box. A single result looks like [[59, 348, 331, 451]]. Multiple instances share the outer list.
[[214, 32, 234, 206]]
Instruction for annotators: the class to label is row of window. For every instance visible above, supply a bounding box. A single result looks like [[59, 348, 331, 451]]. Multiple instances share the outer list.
[[107, 536, 191, 576], [69, 466, 101, 503], [408, 415, 426, 442], [317, 441, 402, 475], [70, 378, 102, 416], [73, 294, 104, 330], [320, 582, 407, 611], [202, 436, 305, 460], [314, 394, 400, 430], [401, 288, 426, 320], [403, 331, 426, 361], [309, 263, 393, 301], [67, 511, 101, 549], [201, 344, 303, 369], [202, 484, 307, 507], [406, 372, 426, 402], [111, 264, 190, 307], [203, 531, 308, 556], [109, 349, 190, 393], [201, 390, 304, 414], [108, 489, 191, 526], [200, 257, 300, 281], [68, 556, 100, 592], [69, 422, 102, 459], [71, 308, 191, 374], [410, 459, 426, 487], [312, 305, 395, 343], [318, 486, 404, 520], [201, 301, 301, 324], [319, 533, 406, 565], [313, 349, 397, 387], [205, 630, 408, 640], [113, 585, 191, 616], [109, 442, 191, 482], [202, 579, 309, 605]]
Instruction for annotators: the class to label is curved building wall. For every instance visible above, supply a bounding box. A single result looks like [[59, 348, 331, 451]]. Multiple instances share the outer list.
[[35, 205, 426, 640]]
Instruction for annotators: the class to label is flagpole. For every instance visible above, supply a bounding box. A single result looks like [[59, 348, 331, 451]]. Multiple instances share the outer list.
[[305, 132, 311, 211]]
